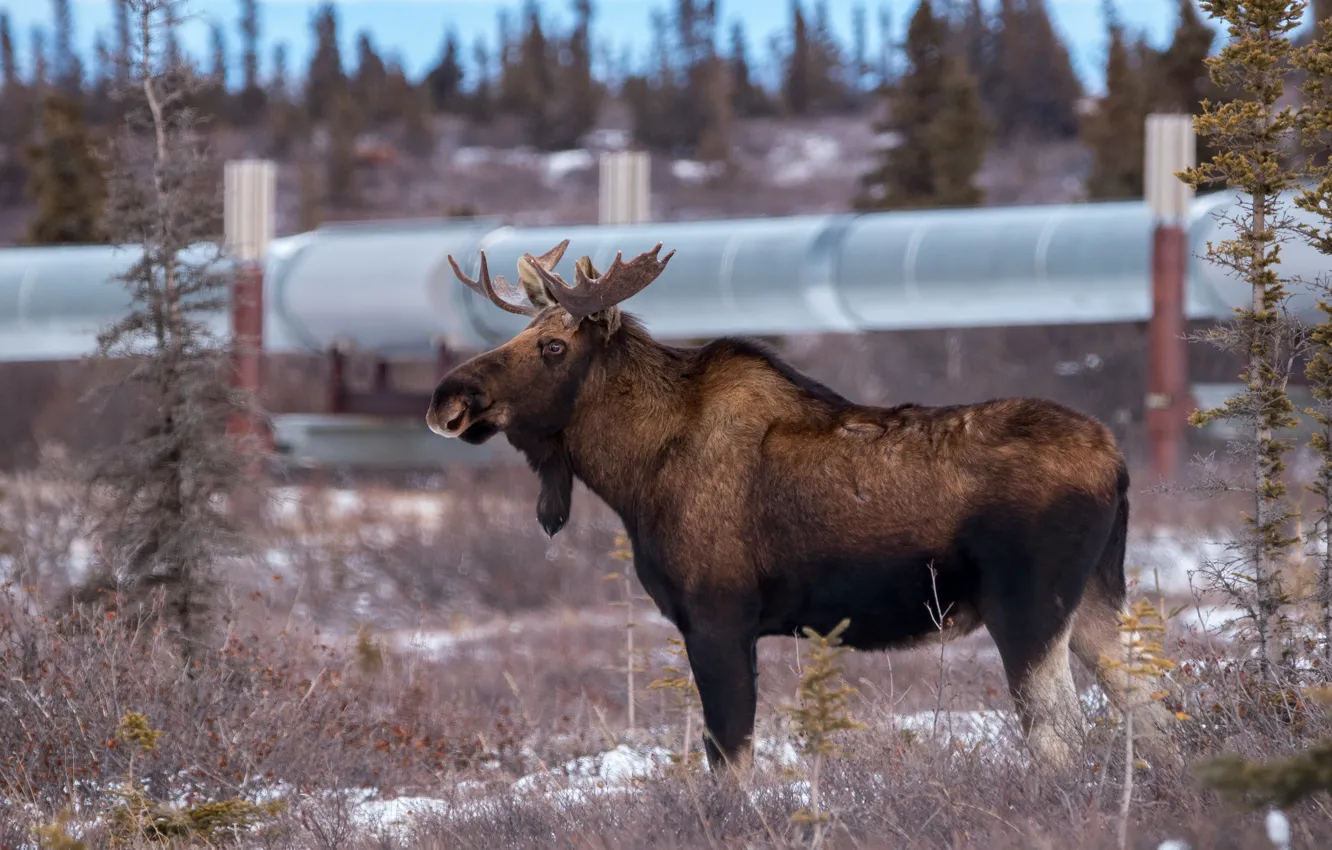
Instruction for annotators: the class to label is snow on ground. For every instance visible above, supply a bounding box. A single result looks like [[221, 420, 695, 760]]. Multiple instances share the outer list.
[[393, 607, 675, 660], [767, 132, 843, 186], [671, 159, 726, 184], [512, 743, 677, 794], [1126, 529, 1237, 597], [336, 707, 1028, 835], [447, 145, 596, 185], [543, 149, 596, 184]]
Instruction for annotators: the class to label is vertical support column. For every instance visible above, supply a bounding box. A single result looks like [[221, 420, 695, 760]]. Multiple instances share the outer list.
[[326, 345, 347, 414], [224, 159, 276, 450], [598, 150, 651, 225], [371, 357, 390, 392], [1144, 114, 1196, 482]]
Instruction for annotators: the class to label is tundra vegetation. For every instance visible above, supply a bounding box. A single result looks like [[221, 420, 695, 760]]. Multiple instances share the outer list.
[[8, 3, 1332, 850]]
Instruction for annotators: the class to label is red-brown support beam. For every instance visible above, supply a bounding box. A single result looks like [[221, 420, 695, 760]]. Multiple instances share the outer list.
[[372, 357, 390, 393], [1146, 224, 1190, 482], [223, 158, 276, 508], [326, 346, 348, 414], [1143, 113, 1196, 484], [228, 260, 271, 451]]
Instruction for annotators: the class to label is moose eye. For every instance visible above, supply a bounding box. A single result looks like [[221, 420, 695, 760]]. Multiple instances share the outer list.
[[542, 341, 566, 358]]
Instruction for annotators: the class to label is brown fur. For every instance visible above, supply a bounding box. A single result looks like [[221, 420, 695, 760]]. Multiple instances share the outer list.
[[428, 283, 1182, 776]]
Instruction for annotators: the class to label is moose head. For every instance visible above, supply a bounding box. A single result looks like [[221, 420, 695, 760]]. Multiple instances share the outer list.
[[427, 239, 674, 445]]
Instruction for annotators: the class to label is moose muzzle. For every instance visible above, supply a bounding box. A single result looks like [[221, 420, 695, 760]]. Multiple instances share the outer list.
[[426, 395, 471, 438]]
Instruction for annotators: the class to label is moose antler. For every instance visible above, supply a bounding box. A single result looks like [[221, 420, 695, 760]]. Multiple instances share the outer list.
[[521, 242, 675, 319], [446, 240, 571, 316]]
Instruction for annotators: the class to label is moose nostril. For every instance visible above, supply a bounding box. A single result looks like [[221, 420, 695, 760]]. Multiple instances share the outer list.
[[427, 395, 469, 436]]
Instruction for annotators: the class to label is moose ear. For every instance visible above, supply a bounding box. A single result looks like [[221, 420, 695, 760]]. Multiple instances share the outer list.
[[517, 257, 555, 308], [516, 240, 571, 308]]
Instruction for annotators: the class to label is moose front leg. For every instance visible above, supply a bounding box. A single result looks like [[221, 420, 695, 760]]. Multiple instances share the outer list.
[[683, 622, 759, 773]]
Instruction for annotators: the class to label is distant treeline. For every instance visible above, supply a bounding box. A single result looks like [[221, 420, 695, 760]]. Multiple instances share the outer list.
[[0, 0, 1242, 241]]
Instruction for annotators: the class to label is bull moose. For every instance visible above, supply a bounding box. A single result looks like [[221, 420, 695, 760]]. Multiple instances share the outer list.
[[427, 239, 1181, 774]]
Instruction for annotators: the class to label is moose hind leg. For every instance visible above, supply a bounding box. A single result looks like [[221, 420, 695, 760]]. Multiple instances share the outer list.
[[991, 620, 1085, 770], [1071, 599, 1184, 771], [683, 624, 759, 773]]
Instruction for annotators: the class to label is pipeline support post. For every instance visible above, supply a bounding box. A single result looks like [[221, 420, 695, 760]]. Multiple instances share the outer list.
[[1144, 114, 1196, 483], [599, 150, 651, 225], [224, 159, 277, 456]]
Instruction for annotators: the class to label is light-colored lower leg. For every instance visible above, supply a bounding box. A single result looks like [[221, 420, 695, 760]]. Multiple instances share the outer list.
[[1015, 627, 1085, 771], [1071, 604, 1184, 771]]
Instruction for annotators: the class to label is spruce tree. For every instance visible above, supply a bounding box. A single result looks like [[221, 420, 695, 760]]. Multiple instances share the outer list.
[[1294, 5, 1332, 662], [22, 92, 107, 245], [0, 12, 27, 205], [1147, 0, 1220, 170], [855, 0, 986, 210], [31, 27, 49, 91], [876, 3, 894, 90], [50, 0, 83, 96], [514, 0, 552, 144], [163, 18, 184, 75], [807, 0, 849, 111], [960, 0, 995, 101], [353, 32, 391, 125], [1155, 0, 1217, 114], [928, 51, 988, 203], [558, 0, 599, 149], [87, 32, 114, 122], [325, 87, 361, 206], [730, 21, 773, 116], [1083, 7, 1150, 200], [784, 4, 812, 115], [88, 0, 261, 654], [204, 21, 229, 119], [696, 54, 733, 165], [114, 0, 132, 88], [426, 30, 464, 113], [676, 0, 724, 154], [391, 63, 434, 156], [1180, 0, 1308, 678], [851, 2, 869, 102], [305, 2, 345, 125], [990, 0, 1082, 140], [1, 13, 18, 91], [625, 9, 681, 151], [235, 0, 265, 123], [266, 42, 300, 158], [238, 0, 259, 92]]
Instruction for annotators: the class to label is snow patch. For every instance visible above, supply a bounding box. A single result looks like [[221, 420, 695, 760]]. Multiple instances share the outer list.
[[1054, 353, 1103, 376], [352, 794, 454, 832], [543, 149, 595, 183], [586, 128, 631, 150], [1125, 531, 1234, 596], [513, 743, 675, 793], [672, 159, 725, 184], [767, 132, 843, 186], [895, 709, 1019, 750]]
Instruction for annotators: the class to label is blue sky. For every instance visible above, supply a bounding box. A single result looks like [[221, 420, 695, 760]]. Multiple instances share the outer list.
[[0, 1, 1314, 96]]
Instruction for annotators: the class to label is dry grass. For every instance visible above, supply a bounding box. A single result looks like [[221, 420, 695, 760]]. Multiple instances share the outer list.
[[3, 469, 1332, 848], [1, 579, 1329, 849]]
